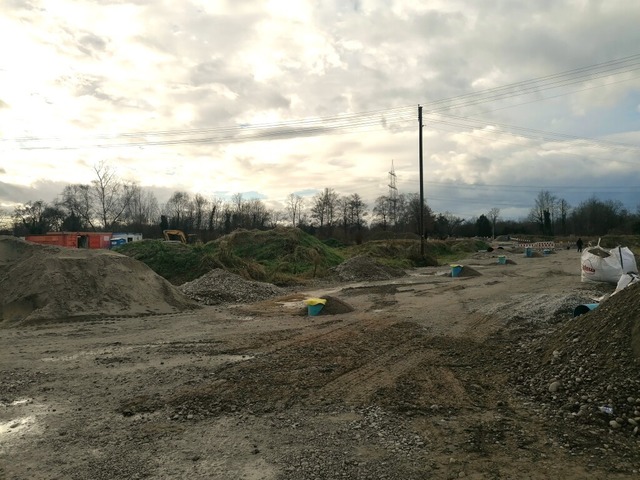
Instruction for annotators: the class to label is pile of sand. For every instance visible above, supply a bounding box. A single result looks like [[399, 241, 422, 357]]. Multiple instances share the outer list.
[[333, 255, 407, 282], [178, 269, 285, 305], [0, 236, 197, 325]]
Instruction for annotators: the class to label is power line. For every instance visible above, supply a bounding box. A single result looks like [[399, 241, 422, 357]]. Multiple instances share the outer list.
[[5, 53, 640, 150]]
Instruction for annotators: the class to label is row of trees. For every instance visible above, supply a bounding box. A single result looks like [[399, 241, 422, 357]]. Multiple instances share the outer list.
[[4, 163, 639, 241]]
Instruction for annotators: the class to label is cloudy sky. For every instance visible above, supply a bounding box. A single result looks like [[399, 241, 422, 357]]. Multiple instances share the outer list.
[[1, 0, 640, 221]]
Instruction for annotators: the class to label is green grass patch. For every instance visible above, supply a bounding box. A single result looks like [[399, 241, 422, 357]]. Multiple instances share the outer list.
[[116, 240, 214, 285]]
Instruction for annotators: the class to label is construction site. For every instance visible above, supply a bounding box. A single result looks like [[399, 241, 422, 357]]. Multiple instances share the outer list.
[[1, 231, 640, 480]]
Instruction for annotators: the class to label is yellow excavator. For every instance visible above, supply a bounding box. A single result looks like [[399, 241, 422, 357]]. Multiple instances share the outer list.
[[163, 230, 201, 245]]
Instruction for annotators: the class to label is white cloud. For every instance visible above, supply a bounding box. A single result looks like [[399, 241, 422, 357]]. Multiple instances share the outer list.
[[1, 0, 640, 219]]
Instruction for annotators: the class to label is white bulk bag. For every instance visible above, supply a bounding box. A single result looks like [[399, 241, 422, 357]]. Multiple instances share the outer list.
[[581, 241, 638, 284], [610, 246, 638, 274], [612, 272, 640, 296]]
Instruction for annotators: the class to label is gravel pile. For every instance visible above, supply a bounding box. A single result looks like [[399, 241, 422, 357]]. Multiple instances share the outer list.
[[475, 291, 599, 325], [178, 269, 285, 305], [509, 281, 640, 435], [333, 255, 407, 282]]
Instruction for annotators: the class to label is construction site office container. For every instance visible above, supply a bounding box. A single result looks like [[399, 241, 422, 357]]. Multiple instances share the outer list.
[[25, 232, 112, 249]]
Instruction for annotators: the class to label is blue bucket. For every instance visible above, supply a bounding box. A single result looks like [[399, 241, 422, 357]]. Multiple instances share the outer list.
[[497, 255, 506, 265], [308, 304, 324, 316], [450, 265, 463, 277], [573, 303, 599, 317], [524, 247, 532, 257]]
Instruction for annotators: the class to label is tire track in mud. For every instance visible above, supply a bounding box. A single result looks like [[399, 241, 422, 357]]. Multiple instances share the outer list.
[[167, 318, 492, 418], [316, 341, 440, 404]]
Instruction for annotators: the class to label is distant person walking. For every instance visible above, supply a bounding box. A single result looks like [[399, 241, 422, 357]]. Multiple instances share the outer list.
[[576, 238, 583, 252]]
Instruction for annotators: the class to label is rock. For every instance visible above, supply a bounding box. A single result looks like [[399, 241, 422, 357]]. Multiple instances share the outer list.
[[609, 420, 621, 429], [549, 381, 562, 393]]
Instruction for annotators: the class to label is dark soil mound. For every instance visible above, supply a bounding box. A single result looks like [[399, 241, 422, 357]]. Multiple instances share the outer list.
[[334, 255, 407, 282], [316, 295, 355, 315], [452, 266, 482, 278]]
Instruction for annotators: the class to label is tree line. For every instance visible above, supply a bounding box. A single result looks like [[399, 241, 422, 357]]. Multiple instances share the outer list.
[[3, 162, 639, 242]]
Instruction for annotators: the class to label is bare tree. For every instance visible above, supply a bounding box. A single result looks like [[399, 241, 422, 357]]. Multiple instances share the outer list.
[[529, 190, 556, 235], [310, 188, 339, 231], [206, 197, 223, 232], [92, 161, 134, 230], [487, 207, 500, 239], [372, 195, 392, 230], [285, 193, 304, 227], [557, 198, 570, 235], [347, 193, 368, 230], [123, 184, 159, 229], [231, 193, 244, 214], [60, 184, 95, 230], [164, 191, 192, 229], [192, 193, 209, 231], [252, 199, 272, 228]]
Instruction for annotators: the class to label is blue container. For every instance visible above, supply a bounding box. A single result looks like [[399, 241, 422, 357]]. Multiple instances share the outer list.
[[308, 304, 324, 316], [498, 255, 506, 265], [573, 303, 599, 317], [451, 265, 463, 277], [525, 247, 532, 257]]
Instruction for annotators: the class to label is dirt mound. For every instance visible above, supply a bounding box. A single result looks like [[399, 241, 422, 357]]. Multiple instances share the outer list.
[[513, 281, 640, 432], [178, 269, 285, 305], [0, 236, 197, 326], [315, 295, 354, 315], [452, 265, 482, 277], [334, 255, 407, 282]]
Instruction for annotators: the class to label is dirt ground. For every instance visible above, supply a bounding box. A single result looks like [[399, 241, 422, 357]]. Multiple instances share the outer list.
[[2, 243, 640, 479]]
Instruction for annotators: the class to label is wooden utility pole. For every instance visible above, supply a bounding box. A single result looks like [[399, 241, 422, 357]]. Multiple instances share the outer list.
[[418, 105, 424, 257]]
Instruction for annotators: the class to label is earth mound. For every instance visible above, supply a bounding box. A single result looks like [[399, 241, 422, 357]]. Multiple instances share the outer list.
[[0, 236, 197, 326], [315, 295, 355, 315], [178, 269, 285, 305], [334, 255, 407, 282], [514, 281, 640, 432], [452, 265, 482, 277]]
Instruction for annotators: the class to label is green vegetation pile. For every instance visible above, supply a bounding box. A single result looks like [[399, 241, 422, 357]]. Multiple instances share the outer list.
[[117, 227, 344, 286], [345, 239, 437, 268], [116, 240, 212, 285]]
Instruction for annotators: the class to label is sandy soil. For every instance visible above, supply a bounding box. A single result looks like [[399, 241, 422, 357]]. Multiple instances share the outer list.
[[1, 245, 639, 479]]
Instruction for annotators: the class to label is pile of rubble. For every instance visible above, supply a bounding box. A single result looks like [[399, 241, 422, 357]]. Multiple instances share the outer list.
[[178, 269, 285, 305], [510, 281, 640, 434]]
